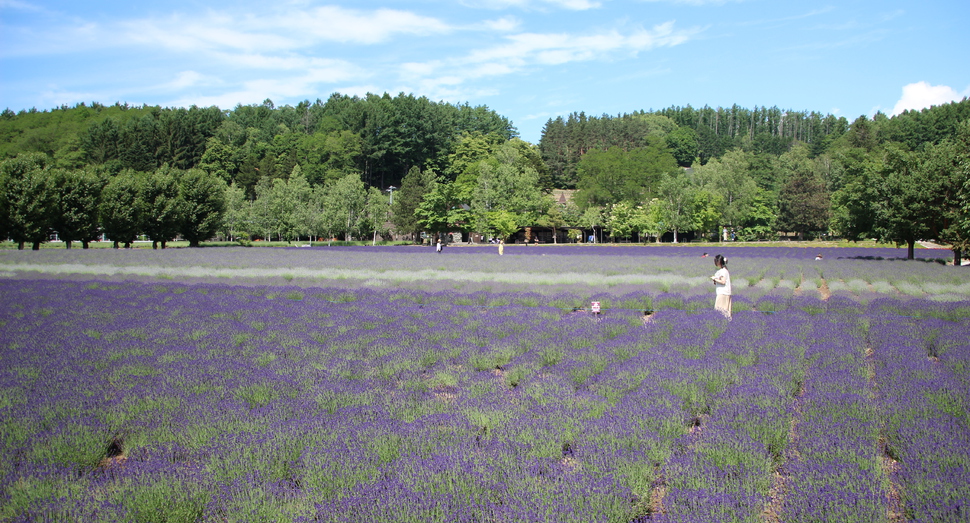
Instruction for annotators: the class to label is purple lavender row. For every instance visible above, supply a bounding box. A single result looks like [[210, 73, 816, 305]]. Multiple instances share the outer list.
[[0, 280, 650, 520], [867, 311, 970, 522], [653, 311, 805, 522], [780, 313, 888, 522], [1, 279, 968, 521]]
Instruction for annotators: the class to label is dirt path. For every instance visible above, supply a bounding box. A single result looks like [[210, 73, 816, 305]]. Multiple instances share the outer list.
[[818, 278, 831, 300], [865, 345, 909, 523], [762, 380, 805, 523]]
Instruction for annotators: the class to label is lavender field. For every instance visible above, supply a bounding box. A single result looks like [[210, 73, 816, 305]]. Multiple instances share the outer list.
[[1, 246, 968, 522]]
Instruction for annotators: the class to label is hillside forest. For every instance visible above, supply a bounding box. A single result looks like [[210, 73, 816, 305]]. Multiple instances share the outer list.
[[1, 94, 969, 261]]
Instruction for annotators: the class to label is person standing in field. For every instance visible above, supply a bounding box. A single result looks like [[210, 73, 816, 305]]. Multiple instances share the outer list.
[[711, 254, 732, 318], [498, 239, 504, 256]]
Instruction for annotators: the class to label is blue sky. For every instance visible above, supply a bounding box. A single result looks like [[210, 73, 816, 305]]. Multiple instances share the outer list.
[[2, 0, 968, 143]]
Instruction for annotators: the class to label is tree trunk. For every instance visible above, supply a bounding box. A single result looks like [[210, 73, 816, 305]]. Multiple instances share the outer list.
[[82, 241, 90, 249], [189, 240, 201, 248], [31, 242, 41, 251], [152, 240, 159, 250], [907, 240, 915, 260], [954, 248, 963, 266], [17, 241, 25, 250], [65, 241, 72, 249], [113, 241, 120, 249]]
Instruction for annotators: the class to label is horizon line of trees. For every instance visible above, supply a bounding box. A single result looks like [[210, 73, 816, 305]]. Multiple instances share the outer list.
[[1, 93, 515, 195], [2, 96, 969, 261]]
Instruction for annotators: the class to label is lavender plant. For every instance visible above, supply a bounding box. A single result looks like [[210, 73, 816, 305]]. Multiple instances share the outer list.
[[0, 246, 967, 522]]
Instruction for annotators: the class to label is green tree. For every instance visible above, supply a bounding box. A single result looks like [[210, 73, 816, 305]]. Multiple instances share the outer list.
[[391, 166, 435, 242], [867, 144, 932, 259], [574, 138, 678, 209], [666, 127, 699, 167], [536, 200, 572, 244], [140, 167, 184, 249], [282, 166, 316, 241], [487, 210, 519, 242], [362, 186, 391, 244], [775, 145, 830, 240], [605, 201, 643, 242], [470, 158, 549, 239], [447, 131, 499, 183], [606, 202, 643, 241], [641, 200, 667, 243], [691, 189, 724, 241], [198, 137, 241, 184], [776, 169, 830, 240], [51, 167, 103, 248], [919, 120, 970, 264], [100, 171, 144, 248], [737, 188, 776, 240], [82, 118, 121, 166], [257, 169, 310, 242], [321, 173, 368, 241], [690, 149, 758, 229], [250, 177, 276, 240], [258, 165, 314, 242], [0, 153, 57, 250], [221, 182, 248, 242], [415, 178, 469, 241], [579, 206, 606, 243], [656, 170, 695, 243], [179, 168, 227, 247], [296, 130, 363, 186]]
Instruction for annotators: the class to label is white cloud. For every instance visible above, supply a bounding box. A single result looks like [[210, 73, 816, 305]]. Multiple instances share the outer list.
[[639, 0, 735, 5], [122, 5, 449, 54], [460, 0, 601, 10], [8, 6, 451, 58], [395, 21, 698, 104], [0, 0, 48, 12], [891, 81, 969, 116], [274, 6, 451, 44], [122, 16, 297, 54], [481, 16, 522, 32], [464, 21, 697, 67], [166, 71, 209, 90]]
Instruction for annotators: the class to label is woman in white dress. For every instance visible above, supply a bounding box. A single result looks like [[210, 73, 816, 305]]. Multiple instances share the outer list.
[[711, 254, 732, 318]]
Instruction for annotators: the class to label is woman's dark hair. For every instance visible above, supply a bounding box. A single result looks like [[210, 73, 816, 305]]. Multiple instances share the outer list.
[[714, 254, 728, 268]]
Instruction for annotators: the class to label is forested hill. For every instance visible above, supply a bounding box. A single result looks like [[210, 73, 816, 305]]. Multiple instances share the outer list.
[[539, 100, 970, 189], [0, 94, 515, 194], [2, 94, 968, 196]]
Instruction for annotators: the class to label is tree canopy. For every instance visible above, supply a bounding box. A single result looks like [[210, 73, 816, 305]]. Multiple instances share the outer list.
[[2, 96, 969, 260]]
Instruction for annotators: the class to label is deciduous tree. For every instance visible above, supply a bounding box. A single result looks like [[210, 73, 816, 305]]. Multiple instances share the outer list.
[[140, 167, 184, 249], [179, 168, 227, 247], [391, 166, 435, 241], [100, 171, 143, 248], [52, 167, 103, 248], [0, 153, 57, 250]]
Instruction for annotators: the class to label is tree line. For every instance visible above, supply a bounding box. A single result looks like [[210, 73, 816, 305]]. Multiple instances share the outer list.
[[0, 153, 400, 250], [538, 100, 970, 261], [1, 95, 969, 261], [1, 93, 514, 194]]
